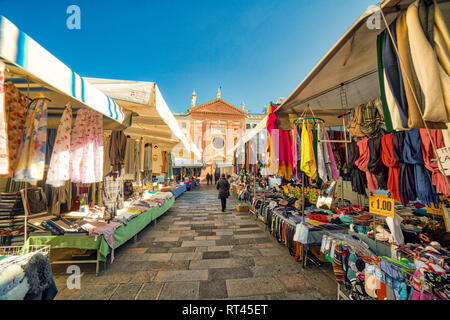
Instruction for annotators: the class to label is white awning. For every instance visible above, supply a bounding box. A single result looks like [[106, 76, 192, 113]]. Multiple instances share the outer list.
[[173, 159, 205, 168], [85, 77, 201, 157], [0, 16, 125, 123], [275, 0, 438, 125]]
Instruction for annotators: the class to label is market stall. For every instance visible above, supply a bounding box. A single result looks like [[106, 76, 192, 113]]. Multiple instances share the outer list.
[[0, 16, 191, 294], [232, 0, 450, 300]]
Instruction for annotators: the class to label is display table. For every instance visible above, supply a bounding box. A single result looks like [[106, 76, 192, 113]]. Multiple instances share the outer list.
[[25, 196, 175, 274], [170, 185, 187, 198]]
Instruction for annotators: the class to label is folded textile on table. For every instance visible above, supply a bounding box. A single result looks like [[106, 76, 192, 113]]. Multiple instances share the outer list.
[[81, 221, 122, 262]]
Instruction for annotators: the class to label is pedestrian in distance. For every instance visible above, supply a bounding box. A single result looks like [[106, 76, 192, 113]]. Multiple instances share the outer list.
[[216, 174, 230, 212]]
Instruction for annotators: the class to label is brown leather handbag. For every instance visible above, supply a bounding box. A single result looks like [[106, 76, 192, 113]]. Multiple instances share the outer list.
[[348, 105, 366, 138]]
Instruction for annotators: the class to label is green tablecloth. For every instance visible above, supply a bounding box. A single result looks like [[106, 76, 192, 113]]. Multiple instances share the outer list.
[[26, 196, 175, 262]]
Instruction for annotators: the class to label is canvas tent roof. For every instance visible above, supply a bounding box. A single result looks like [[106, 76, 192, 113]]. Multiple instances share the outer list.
[[275, 0, 450, 127], [85, 78, 202, 157], [0, 16, 126, 128]]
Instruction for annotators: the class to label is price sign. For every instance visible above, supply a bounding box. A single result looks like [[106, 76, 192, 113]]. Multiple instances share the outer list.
[[426, 203, 444, 215], [369, 194, 394, 218]]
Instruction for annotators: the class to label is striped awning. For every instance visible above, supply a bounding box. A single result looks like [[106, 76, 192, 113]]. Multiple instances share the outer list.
[[0, 16, 125, 124]]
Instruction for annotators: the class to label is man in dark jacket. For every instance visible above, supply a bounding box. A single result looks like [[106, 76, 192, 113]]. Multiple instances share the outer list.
[[206, 173, 211, 185], [216, 174, 230, 212]]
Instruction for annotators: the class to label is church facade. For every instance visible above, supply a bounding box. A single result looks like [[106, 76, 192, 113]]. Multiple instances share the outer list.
[[173, 89, 264, 178]]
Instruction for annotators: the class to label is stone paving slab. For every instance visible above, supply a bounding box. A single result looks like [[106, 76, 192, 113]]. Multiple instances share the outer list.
[[226, 277, 284, 297], [154, 269, 208, 282], [158, 281, 200, 300]]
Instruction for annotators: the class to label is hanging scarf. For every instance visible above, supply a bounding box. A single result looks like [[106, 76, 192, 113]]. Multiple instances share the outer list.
[[368, 136, 389, 190], [46, 103, 72, 187], [71, 107, 103, 183], [0, 62, 9, 176], [382, 17, 409, 128], [13, 97, 48, 184], [319, 126, 332, 182], [406, 0, 450, 123], [377, 30, 394, 132], [292, 127, 298, 177], [355, 138, 379, 192], [300, 121, 317, 179], [296, 125, 302, 180], [266, 104, 279, 175], [278, 129, 293, 181], [317, 125, 328, 182], [419, 128, 450, 196], [324, 127, 339, 180], [109, 130, 126, 174], [347, 141, 367, 195], [381, 133, 401, 202], [394, 131, 417, 204], [402, 129, 439, 205]]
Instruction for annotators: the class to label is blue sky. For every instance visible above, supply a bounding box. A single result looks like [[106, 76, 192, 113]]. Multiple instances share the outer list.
[[0, 0, 376, 113]]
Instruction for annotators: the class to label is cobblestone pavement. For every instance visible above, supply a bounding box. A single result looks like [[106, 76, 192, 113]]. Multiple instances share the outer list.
[[53, 184, 338, 300]]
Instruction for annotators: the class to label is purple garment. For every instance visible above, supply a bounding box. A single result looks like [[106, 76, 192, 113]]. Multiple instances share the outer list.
[[324, 128, 339, 179]]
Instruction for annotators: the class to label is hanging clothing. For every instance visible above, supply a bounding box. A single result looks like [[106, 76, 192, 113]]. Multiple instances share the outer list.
[[402, 128, 439, 206], [71, 107, 103, 184], [103, 174, 124, 211], [300, 121, 317, 180], [316, 125, 328, 182], [266, 104, 279, 175], [0, 63, 9, 175], [162, 151, 169, 174], [103, 133, 111, 177], [382, 18, 409, 129], [109, 130, 127, 173], [348, 141, 367, 195], [124, 137, 136, 175], [396, 12, 424, 129], [13, 97, 48, 184], [394, 131, 417, 205], [406, 0, 450, 123], [368, 136, 389, 190], [355, 139, 378, 192], [278, 128, 293, 181], [419, 128, 450, 196], [295, 125, 302, 180], [377, 30, 394, 132], [152, 146, 163, 175], [46, 103, 72, 187], [324, 128, 339, 180], [3, 82, 27, 177], [384, 70, 406, 131], [45, 129, 57, 166], [292, 127, 298, 177], [381, 134, 401, 202]]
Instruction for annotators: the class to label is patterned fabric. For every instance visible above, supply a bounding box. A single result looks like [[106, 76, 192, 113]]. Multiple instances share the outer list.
[[3, 82, 27, 177], [46, 103, 72, 187], [103, 175, 124, 211], [0, 62, 8, 175], [13, 97, 48, 184], [70, 107, 103, 183]]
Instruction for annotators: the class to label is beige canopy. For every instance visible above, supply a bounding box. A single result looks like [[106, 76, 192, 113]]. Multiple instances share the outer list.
[[275, 0, 450, 127]]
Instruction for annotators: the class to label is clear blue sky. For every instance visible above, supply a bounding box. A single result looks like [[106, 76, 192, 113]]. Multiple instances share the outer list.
[[0, 0, 376, 113]]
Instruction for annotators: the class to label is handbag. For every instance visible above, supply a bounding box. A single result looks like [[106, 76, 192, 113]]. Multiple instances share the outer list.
[[348, 105, 366, 138]]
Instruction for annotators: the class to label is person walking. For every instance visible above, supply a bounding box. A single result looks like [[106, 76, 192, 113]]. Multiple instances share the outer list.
[[206, 173, 211, 185], [216, 174, 230, 212]]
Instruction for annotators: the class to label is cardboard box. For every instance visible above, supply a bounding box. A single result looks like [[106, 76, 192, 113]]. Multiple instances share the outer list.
[[236, 204, 249, 212]]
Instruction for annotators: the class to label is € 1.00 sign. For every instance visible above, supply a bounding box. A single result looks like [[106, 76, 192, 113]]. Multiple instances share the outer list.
[[369, 194, 394, 218]]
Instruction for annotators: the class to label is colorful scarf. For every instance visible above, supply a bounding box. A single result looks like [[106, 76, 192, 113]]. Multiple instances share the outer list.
[[381, 133, 401, 202], [355, 138, 378, 192], [46, 103, 72, 187], [13, 97, 48, 184]]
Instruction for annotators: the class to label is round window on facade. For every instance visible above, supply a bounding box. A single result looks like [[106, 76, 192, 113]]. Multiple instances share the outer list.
[[212, 137, 224, 149]]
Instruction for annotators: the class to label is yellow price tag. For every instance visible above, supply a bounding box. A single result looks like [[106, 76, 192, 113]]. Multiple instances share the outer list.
[[426, 203, 444, 215], [369, 194, 394, 218]]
